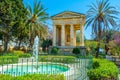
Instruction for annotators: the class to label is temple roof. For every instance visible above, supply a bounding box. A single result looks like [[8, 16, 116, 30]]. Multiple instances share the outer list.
[[51, 11, 85, 19]]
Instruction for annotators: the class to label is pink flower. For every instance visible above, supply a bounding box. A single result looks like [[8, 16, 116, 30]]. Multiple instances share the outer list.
[[114, 35, 120, 45]]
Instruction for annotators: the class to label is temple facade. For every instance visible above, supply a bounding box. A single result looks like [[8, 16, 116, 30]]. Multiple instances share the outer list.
[[51, 11, 86, 47]]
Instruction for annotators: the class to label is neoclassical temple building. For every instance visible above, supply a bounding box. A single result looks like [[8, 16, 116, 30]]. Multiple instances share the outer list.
[[51, 11, 86, 47]]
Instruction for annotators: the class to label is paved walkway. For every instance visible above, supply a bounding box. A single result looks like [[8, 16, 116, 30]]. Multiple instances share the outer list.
[[66, 59, 91, 80]]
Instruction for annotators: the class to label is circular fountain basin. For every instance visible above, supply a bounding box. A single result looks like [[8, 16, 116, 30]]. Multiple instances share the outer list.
[[1, 63, 70, 76]]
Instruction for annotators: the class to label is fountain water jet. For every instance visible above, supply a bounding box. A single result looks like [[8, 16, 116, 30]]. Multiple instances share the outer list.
[[32, 36, 39, 71]]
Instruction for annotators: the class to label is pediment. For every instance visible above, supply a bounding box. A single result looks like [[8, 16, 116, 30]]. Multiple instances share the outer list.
[[52, 11, 85, 19]]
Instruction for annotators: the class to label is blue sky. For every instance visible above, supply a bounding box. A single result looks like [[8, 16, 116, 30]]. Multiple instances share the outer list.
[[23, 0, 120, 39]]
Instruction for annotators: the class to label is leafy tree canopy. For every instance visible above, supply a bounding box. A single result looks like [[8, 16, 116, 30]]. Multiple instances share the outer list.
[[0, 0, 28, 52]]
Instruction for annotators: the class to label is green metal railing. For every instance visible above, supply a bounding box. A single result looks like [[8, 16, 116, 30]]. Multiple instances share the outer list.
[[0, 56, 92, 80]]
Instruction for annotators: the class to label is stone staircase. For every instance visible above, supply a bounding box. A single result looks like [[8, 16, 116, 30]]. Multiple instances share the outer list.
[[49, 46, 86, 55]]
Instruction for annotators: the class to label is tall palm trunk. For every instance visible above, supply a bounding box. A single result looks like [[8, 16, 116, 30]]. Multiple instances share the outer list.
[[29, 32, 34, 49], [96, 34, 100, 58], [105, 38, 109, 55], [29, 23, 35, 49], [4, 34, 9, 52], [95, 22, 101, 58], [18, 39, 22, 50]]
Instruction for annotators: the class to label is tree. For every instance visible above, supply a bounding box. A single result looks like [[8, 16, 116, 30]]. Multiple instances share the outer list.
[[0, 0, 28, 52], [27, 0, 48, 48], [42, 39, 52, 52], [116, 20, 120, 31], [12, 22, 29, 49], [92, 30, 114, 42], [114, 34, 120, 46], [86, 0, 119, 57], [11, 1, 28, 50]]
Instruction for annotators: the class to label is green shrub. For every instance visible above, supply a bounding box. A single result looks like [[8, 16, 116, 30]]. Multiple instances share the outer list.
[[111, 47, 120, 56], [51, 47, 59, 55], [85, 40, 105, 49], [93, 61, 99, 69], [3, 53, 16, 56], [13, 50, 24, 55], [85, 40, 105, 55], [72, 47, 80, 55], [0, 56, 18, 65], [97, 54, 105, 59], [0, 74, 12, 80], [0, 74, 65, 80], [87, 59, 119, 80], [18, 53, 31, 58], [39, 55, 76, 63], [3, 52, 31, 58]]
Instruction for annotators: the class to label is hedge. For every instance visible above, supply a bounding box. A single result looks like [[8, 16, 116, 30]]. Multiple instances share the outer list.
[[0, 74, 65, 80], [13, 50, 24, 54], [87, 58, 119, 80], [3, 52, 31, 58], [17, 53, 31, 58], [39, 55, 77, 63], [72, 47, 80, 55], [51, 47, 60, 55], [13, 50, 31, 58], [0, 56, 18, 65]]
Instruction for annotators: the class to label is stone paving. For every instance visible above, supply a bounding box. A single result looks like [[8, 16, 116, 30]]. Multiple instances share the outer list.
[[66, 59, 91, 80]]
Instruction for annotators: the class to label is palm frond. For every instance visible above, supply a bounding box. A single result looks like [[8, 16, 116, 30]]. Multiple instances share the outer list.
[[27, 4, 33, 16], [86, 0, 119, 38]]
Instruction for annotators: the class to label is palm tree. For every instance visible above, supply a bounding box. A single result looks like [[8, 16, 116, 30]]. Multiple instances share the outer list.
[[27, 0, 48, 48], [86, 0, 119, 57]]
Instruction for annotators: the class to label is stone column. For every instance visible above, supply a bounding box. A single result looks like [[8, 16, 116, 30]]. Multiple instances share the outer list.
[[80, 25, 84, 46], [61, 25, 65, 46], [70, 24, 74, 46], [74, 29, 76, 46], [53, 25, 56, 46]]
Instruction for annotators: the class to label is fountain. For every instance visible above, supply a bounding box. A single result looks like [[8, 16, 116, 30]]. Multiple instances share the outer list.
[[32, 36, 39, 70], [0, 36, 70, 76]]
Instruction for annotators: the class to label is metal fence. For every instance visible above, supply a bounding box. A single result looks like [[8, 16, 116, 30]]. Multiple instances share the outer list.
[[0, 56, 92, 80]]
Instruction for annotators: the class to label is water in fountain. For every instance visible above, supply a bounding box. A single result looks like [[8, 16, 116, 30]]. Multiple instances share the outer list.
[[32, 36, 39, 71]]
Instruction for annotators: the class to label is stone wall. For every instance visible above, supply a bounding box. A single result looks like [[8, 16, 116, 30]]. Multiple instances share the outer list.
[[106, 55, 120, 66]]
